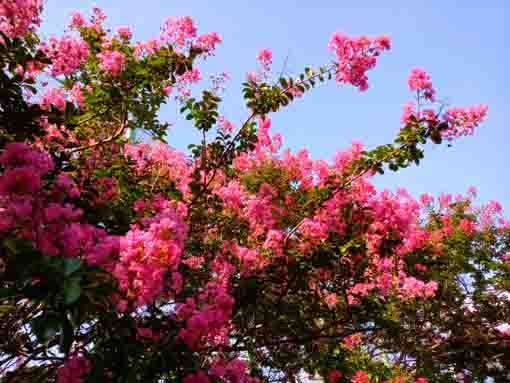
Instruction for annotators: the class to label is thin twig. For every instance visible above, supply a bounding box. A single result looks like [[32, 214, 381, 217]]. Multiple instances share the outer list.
[[68, 107, 128, 154]]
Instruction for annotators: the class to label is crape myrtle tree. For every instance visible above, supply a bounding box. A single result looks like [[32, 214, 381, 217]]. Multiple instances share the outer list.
[[0, 2, 509, 383]]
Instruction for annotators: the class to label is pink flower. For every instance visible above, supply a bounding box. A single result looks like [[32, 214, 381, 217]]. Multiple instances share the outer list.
[[97, 50, 126, 77], [419, 193, 434, 206], [218, 116, 234, 134], [143, 38, 161, 55], [39, 87, 66, 111], [328, 370, 342, 383], [68, 11, 85, 30], [57, 354, 90, 383], [459, 218, 475, 235], [0, 0, 43, 38], [351, 370, 369, 383], [324, 293, 338, 307], [215, 180, 244, 212], [401, 101, 416, 124], [177, 68, 201, 84], [184, 371, 210, 383], [374, 35, 391, 50], [70, 84, 85, 107], [91, 5, 106, 29], [246, 71, 258, 82], [137, 327, 154, 339], [195, 32, 222, 54], [467, 186, 477, 197], [14, 65, 24, 77], [442, 104, 488, 139], [113, 201, 188, 307], [160, 16, 196, 48], [183, 256, 204, 270], [439, 193, 452, 209], [175, 68, 201, 98], [56, 173, 80, 198], [300, 218, 329, 242], [116, 299, 128, 312], [399, 277, 438, 300], [0, 143, 54, 175], [117, 25, 132, 40], [343, 333, 362, 348], [0, 168, 41, 195], [328, 32, 390, 91], [256, 48, 272, 70], [407, 68, 435, 101]]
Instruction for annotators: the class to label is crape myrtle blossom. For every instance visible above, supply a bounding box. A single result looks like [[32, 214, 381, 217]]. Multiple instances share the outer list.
[[0, 0, 43, 39], [117, 25, 132, 40], [195, 32, 222, 54], [68, 11, 86, 30], [97, 50, 126, 77], [113, 199, 188, 308], [161, 16, 197, 48], [407, 67, 435, 101], [443, 104, 488, 139], [256, 48, 272, 70], [328, 32, 390, 91], [400, 68, 488, 140], [160, 15, 222, 56], [39, 87, 67, 111], [41, 35, 89, 76], [57, 354, 91, 383]]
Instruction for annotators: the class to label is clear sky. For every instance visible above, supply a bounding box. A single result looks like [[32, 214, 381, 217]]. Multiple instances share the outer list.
[[39, 1, 508, 206]]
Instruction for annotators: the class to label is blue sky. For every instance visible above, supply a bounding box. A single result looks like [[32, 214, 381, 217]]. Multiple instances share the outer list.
[[40, 1, 508, 206]]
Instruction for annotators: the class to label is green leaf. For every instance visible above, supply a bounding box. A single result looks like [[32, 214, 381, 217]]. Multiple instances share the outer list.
[[32, 313, 62, 343], [63, 258, 81, 277], [0, 287, 18, 299], [63, 276, 82, 305]]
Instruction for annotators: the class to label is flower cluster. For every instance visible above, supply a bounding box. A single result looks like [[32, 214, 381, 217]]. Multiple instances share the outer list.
[[0, 142, 53, 196], [443, 104, 488, 139], [117, 25, 132, 40], [407, 67, 435, 100], [39, 87, 67, 111], [0, 143, 118, 265], [41, 35, 89, 76], [174, 68, 202, 98], [217, 116, 234, 134], [351, 370, 369, 383], [133, 38, 161, 59], [114, 199, 188, 308], [398, 276, 438, 300], [195, 32, 222, 54], [57, 355, 91, 383], [125, 143, 191, 194], [0, 0, 42, 38], [328, 32, 390, 91], [97, 50, 126, 77], [209, 358, 255, 383], [176, 259, 235, 350], [160, 16, 197, 48], [68, 11, 86, 30], [400, 68, 488, 140], [256, 48, 272, 70]]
